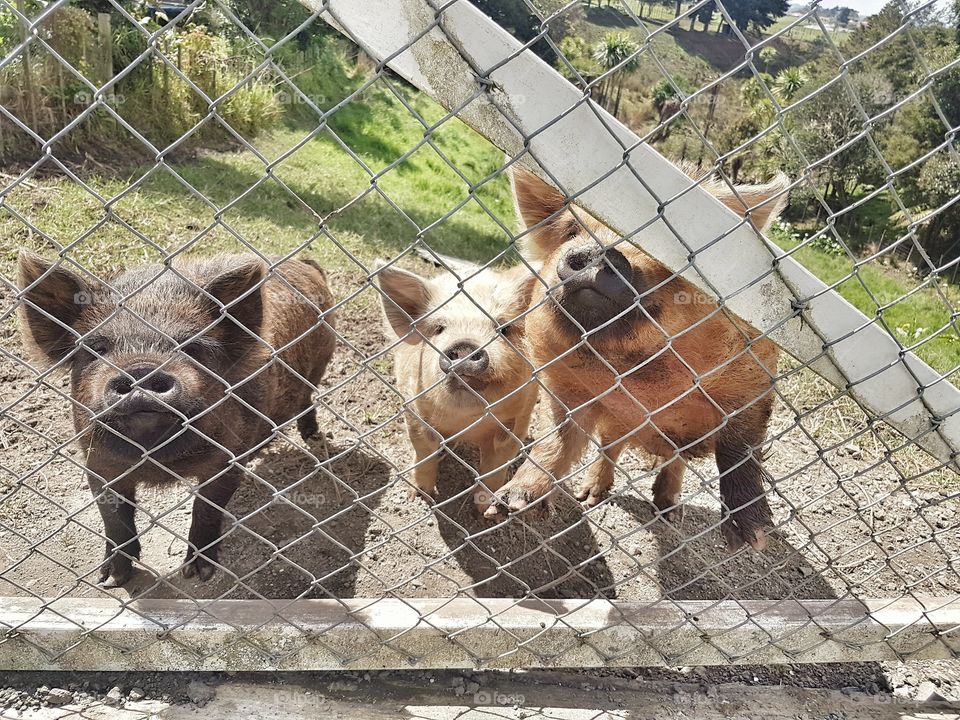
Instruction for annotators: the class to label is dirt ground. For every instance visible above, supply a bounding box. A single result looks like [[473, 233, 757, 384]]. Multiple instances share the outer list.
[[1, 263, 958, 606], [0, 259, 959, 703], [2, 258, 960, 705]]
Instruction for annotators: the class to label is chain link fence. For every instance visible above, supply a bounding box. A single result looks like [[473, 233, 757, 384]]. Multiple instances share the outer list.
[[0, 0, 958, 671]]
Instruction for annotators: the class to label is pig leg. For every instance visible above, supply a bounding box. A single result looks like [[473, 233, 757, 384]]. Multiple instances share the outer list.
[[651, 456, 685, 523], [510, 391, 536, 443], [296, 387, 320, 440], [474, 428, 522, 511], [574, 434, 626, 508], [182, 467, 242, 581], [715, 422, 773, 552], [407, 419, 441, 502], [484, 401, 593, 518], [87, 469, 140, 588]]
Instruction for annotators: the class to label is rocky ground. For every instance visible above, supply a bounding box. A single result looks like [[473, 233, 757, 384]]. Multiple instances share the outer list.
[[0, 663, 958, 718]]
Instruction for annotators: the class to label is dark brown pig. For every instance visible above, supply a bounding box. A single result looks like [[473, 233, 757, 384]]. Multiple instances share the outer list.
[[17, 254, 336, 586]]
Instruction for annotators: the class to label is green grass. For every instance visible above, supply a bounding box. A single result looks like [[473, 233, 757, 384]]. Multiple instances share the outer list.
[[4, 64, 956, 380], [771, 223, 960, 374], [0, 87, 516, 279]]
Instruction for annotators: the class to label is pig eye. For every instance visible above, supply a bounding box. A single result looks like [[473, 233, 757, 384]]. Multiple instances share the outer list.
[[181, 341, 207, 359], [429, 324, 445, 337], [83, 337, 111, 357]]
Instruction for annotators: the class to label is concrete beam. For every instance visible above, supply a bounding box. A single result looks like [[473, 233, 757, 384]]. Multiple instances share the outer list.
[[1, 595, 957, 670]]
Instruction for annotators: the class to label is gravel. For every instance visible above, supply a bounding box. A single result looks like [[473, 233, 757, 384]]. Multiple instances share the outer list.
[[0, 661, 957, 714]]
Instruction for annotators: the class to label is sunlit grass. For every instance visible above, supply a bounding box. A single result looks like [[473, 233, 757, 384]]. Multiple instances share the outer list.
[[771, 222, 960, 375], [0, 87, 515, 280]]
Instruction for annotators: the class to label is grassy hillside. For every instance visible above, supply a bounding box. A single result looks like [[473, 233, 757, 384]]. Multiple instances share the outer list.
[[0, 87, 516, 279], [3, 15, 956, 377]]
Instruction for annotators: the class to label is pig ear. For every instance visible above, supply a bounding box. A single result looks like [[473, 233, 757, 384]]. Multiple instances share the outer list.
[[511, 168, 580, 262], [204, 260, 265, 334], [375, 264, 430, 344], [500, 261, 543, 320], [708, 173, 790, 232], [17, 252, 91, 366]]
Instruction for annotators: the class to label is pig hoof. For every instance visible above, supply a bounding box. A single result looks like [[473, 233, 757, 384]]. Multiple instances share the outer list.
[[97, 551, 135, 588], [472, 488, 497, 513], [575, 485, 608, 508], [297, 412, 320, 440], [408, 485, 438, 504], [722, 519, 768, 552], [182, 554, 218, 581], [484, 485, 547, 518], [722, 499, 772, 552], [98, 566, 132, 589], [573, 485, 591, 502], [654, 501, 683, 524]]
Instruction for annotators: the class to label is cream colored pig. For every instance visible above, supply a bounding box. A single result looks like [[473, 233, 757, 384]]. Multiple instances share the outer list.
[[376, 261, 538, 511]]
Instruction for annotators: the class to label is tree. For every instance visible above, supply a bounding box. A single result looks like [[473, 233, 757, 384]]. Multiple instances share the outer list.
[[786, 71, 892, 205], [913, 155, 960, 265], [470, 0, 582, 63], [844, 4, 930, 90], [935, 65, 960, 130], [693, 0, 716, 30], [652, 78, 679, 110], [224, 0, 311, 39], [758, 46, 778, 71], [591, 32, 640, 117], [556, 35, 601, 81], [835, 7, 854, 27], [954, 0, 960, 44], [719, 0, 789, 32]]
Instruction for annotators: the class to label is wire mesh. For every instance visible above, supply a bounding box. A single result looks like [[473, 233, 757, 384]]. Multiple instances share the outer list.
[[0, 0, 958, 670]]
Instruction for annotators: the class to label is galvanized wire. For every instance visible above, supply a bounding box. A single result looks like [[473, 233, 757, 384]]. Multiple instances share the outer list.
[[0, 0, 957, 670]]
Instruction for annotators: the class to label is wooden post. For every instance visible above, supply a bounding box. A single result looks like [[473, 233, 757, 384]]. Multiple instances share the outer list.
[[97, 12, 114, 103], [16, 0, 38, 132]]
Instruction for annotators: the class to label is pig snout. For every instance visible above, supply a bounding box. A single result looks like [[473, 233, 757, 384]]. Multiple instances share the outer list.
[[439, 341, 489, 377], [104, 364, 181, 407], [556, 244, 633, 296], [102, 363, 185, 444], [553, 243, 639, 331]]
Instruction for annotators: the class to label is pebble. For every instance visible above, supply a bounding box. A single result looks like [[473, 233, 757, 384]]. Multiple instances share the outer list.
[[128, 687, 145, 701], [186, 680, 215, 706], [104, 687, 124, 707], [43, 688, 73, 705], [915, 680, 947, 703]]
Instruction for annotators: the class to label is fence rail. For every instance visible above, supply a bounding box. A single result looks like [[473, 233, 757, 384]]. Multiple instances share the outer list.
[[0, 0, 958, 672]]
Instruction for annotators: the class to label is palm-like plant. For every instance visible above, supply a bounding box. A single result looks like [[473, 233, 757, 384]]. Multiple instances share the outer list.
[[591, 32, 640, 117], [773, 67, 807, 103]]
